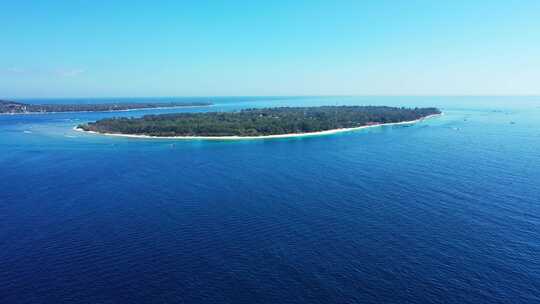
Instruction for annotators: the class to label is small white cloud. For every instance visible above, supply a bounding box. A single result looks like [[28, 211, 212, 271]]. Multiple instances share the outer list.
[[4, 67, 26, 74], [1, 67, 86, 77], [57, 68, 86, 77]]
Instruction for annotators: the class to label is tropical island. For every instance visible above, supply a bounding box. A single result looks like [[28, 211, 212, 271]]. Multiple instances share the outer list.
[[77, 106, 441, 139], [0, 99, 211, 114]]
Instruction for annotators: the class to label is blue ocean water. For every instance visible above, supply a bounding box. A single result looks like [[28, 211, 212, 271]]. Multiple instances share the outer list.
[[1, 96, 539, 303]]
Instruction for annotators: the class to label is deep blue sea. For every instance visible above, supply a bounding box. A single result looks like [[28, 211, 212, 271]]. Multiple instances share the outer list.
[[1, 96, 539, 303]]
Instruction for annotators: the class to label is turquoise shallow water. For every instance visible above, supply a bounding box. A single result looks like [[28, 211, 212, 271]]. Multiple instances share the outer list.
[[1, 96, 539, 303]]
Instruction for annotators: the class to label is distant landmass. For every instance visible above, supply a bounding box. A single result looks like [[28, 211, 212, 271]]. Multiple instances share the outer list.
[[0, 100, 212, 114], [77, 106, 441, 138]]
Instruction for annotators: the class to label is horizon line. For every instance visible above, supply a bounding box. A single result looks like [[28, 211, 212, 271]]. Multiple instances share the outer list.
[[5, 94, 540, 100]]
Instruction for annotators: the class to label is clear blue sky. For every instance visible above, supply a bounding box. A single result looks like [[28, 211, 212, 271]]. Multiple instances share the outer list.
[[1, 0, 539, 98]]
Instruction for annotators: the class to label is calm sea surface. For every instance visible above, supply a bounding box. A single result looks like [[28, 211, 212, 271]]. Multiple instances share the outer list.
[[1, 96, 539, 303]]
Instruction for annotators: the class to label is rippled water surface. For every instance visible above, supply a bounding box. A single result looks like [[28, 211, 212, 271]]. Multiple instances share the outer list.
[[1, 96, 539, 303]]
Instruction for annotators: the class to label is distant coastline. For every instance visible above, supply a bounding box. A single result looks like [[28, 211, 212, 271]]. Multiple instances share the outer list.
[[74, 113, 441, 140], [0, 104, 213, 115], [0, 100, 212, 115]]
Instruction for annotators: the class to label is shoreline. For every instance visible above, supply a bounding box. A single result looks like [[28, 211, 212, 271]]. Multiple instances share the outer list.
[[0, 104, 213, 116], [74, 113, 442, 140]]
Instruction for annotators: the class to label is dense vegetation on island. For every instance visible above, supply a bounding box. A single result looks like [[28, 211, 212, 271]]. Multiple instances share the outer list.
[[78, 106, 441, 137], [0, 100, 211, 114]]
